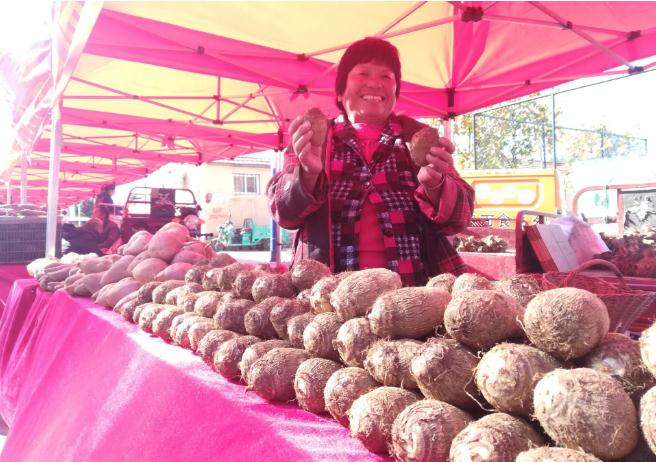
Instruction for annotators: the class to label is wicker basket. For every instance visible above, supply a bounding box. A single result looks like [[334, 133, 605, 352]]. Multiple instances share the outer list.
[[542, 259, 656, 333]]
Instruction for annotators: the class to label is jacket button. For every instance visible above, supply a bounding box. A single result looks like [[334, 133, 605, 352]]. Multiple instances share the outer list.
[[383, 228, 393, 237]]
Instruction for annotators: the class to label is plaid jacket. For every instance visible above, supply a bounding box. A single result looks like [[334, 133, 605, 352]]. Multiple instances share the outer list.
[[267, 113, 475, 286]]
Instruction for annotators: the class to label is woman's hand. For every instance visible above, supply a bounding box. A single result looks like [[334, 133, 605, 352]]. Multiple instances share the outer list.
[[289, 115, 324, 177], [417, 138, 455, 190]]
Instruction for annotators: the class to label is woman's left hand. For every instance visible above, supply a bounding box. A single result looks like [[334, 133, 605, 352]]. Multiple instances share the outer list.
[[417, 138, 455, 189]]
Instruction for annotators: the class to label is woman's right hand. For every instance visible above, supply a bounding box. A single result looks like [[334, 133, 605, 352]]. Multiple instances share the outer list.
[[289, 115, 324, 177]]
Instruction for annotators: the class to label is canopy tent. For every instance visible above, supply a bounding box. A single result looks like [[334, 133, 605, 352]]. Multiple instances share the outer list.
[[3, 1, 656, 206]]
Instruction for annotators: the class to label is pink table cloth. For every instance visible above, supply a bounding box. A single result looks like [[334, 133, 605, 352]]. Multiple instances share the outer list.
[[0, 265, 30, 312], [0, 281, 390, 462]]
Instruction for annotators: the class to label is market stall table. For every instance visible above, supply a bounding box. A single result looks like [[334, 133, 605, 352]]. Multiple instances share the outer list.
[[0, 280, 390, 462], [0, 265, 30, 312]]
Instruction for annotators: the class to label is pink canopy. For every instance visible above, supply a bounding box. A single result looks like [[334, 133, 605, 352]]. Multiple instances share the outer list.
[[5, 1, 656, 205]]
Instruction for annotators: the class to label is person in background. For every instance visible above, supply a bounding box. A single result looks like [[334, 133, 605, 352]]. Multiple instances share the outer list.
[[267, 37, 474, 286], [95, 183, 115, 207], [64, 218, 104, 255], [92, 205, 121, 254]]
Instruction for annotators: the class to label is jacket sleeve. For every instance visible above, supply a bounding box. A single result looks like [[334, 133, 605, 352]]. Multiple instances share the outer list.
[[414, 166, 475, 235], [99, 223, 121, 249], [266, 146, 328, 230]]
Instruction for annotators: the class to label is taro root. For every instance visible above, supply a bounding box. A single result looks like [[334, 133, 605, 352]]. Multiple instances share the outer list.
[[119, 299, 140, 322], [184, 264, 210, 285], [171, 314, 207, 347], [524, 288, 609, 360], [244, 296, 286, 339], [583, 333, 655, 397], [324, 367, 379, 427], [213, 336, 261, 381], [640, 386, 656, 457], [303, 107, 328, 147], [151, 306, 185, 342], [309, 273, 349, 314], [239, 339, 291, 383], [252, 273, 296, 303], [348, 386, 419, 454], [213, 298, 254, 334], [410, 337, 480, 409], [286, 313, 316, 348], [290, 259, 331, 291], [166, 283, 203, 306], [248, 347, 311, 402], [270, 299, 311, 339], [293, 358, 343, 414], [139, 304, 172, 333], [233, 269, 266, 300], [391, 400, 473, 462], [303, 312, 342, 360], [330, 268, 402, 321], [296, 289, 311, 303], [475, 343, 562, 416], [216, 262, 252, 292], [450, 272, 492, 299], [202, 267, 222, 290], [188, 322, 216, 352], [169, 313, 202, 342], [444, 290, 524, 351], [193, 291, 224, 318], [134, 281, 162, 305], [208, 253, 237, 268], [178, 292, 199, 313], [179, 319, 213, 350], [533, 368, 639, 460], [151, 280, 185, 304], [516, 447, 602, 462], [368, 286, 450, 339], [426, 273, 456, 293], [640, 323, 656, 378], [408, 126, 440, 167], [494, 274, 543, 307], [334, 317, 379, 367], [450, 413, 545, 462], [364, 339, 423, 389], [196, 330, 239, 365]]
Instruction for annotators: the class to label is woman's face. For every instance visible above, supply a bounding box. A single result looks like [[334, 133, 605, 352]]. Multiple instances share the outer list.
[[340, 61, 397, 125]]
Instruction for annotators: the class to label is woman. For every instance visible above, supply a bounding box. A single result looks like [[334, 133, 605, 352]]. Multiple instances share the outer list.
[[267, 37, 474, 286], [92, 206, 121, 254], [95, 183, 115, 207]]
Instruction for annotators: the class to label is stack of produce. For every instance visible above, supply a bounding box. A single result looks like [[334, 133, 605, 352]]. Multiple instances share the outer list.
[[599, 227, 656, 277], [0, 203, 51, 217], [26, 244, 656, 460], [452, 234, 508, 253]]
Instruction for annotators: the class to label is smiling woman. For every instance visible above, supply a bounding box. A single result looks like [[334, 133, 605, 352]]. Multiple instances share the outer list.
[[267, 37, 475, 286]]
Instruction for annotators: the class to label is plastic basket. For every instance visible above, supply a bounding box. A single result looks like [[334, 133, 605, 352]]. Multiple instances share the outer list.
[[542, 259, 656, 333], [0, 218, 61, 264]]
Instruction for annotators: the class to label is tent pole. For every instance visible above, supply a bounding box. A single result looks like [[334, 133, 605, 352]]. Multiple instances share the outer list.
[[5, 181, 10, 205], [45, 3, 62, 258], [20, 153, 28, 204]]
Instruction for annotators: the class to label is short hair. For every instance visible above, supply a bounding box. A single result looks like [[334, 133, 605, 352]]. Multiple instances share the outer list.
[[335, 37, 402, 111]]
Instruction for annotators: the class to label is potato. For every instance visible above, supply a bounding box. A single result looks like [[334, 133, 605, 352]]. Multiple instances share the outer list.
[[196, 330, 239, 365], [293, 358, 342, 414], [408, 126, 439, 167], [450, 413, 545, 462], [303, 107, 328, 146], [303, 312, 342, 360], [239, 339, 290, 384], [368, 287, 450, 339], [410, 337, 480, 409], [248, 347, 311, 402], [334, 318, 379, 367], [324, 367, 379, 427], [364, 340, 423, 389], [640, 323, 656, 378], [426, 272, 456, 293], [349, 386, 419, 454], [444, 290, 524, 350], [475, 343, 562, 416], [270, 299, 311, 339], [640, 386, 656, 457], [286, 313, 315, 349], [331, 269, 402, 321], [244, 296, 286, 339], [213, 298, 254, 334], [524, 288, 610, 360], [534, 368, 638, 460], [290, 259, 331, 291], [516, 447, 602, 462], [583, 333, 655, 397], [391, 400, 473, 462], [213, 336, 260, 380], [252, 273, 296, 302], [494, 274, 543, 307], [451, 272, 491, 298]]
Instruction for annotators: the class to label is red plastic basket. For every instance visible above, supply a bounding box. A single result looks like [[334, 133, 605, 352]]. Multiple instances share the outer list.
[[541, 259, 656, 333]]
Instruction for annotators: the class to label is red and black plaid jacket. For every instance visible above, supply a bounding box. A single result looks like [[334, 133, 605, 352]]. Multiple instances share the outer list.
[[267, 113, 475, 286]]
